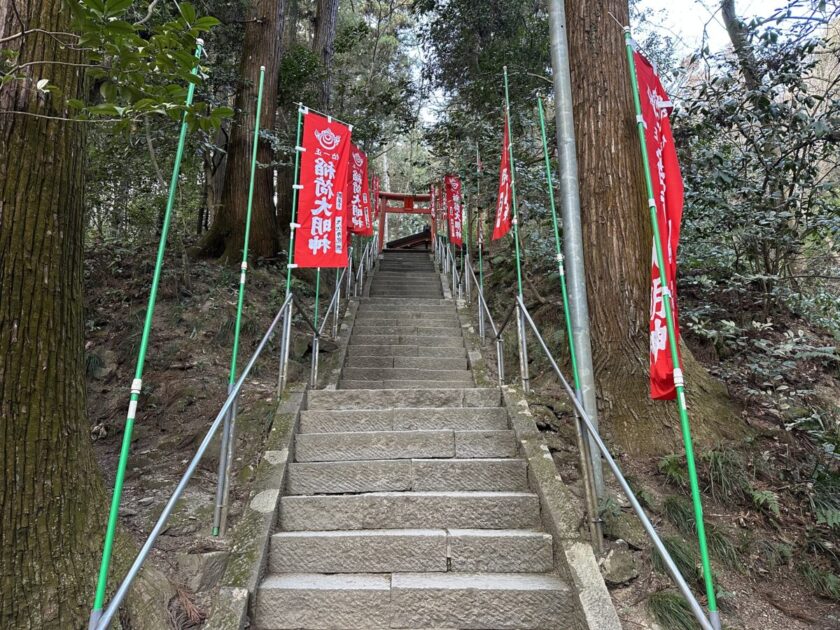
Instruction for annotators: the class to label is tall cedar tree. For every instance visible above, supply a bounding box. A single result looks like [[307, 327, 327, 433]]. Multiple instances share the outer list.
[[196, 0, 286, 261], [0, 1, 114, 626], [313, 0, 340, 109], [565, 0, 738, 453]]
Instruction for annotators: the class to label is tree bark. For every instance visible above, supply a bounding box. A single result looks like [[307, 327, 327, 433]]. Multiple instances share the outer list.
[[721, 0, 761, 90], [0, 2, 108, 626], [565, 0, 739, 454], [195, 0, 285, 262], [312, 0, 340, 109]]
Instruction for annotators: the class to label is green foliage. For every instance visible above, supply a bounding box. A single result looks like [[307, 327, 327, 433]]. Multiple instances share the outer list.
[[652, 536, 699, 584], [647, 590, 702, 630], [750, 489, 781, 518], [801, 564, 840, 601], [810, 467, 840, 531], [659, 453, 689, 488], [663, 495, 695, 537], [702, 448, 751, 503]]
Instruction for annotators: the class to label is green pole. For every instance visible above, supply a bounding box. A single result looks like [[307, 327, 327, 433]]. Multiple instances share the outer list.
[[476, 145, 484, 297], [212, 65, 265, 537], [623, 29, 719, 626], [537, 96, 580, 392], [91, 41, 203, 616], [228, 66, 265, 384], [284, 105, 305, 297], [538, 93, 603, 551], [502, 66, 525, 298]]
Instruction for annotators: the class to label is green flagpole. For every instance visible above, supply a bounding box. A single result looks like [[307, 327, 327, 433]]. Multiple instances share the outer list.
[[623, 28, 719, 627], [537, 96, 580, 392], [503, 66, 530, 392], [314, 268, 321, 328], [91, 41, 204, 623], [538, 94, 602, 551], [212, 65, 265, 537], [502, 66, 524, 298], [285, 105, 305, 297], [476, 144, 485, 301]]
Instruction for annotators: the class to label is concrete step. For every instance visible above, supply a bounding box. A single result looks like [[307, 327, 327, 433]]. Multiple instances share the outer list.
[[256, 573, 392, 629], [341, 367, 472, 382], [306, 388, 501, 410], [294, 430, 516, 462], [268, 529, 552, 574], [344, 356, 468, 370], [352, 325, 462, 336], [369, 282, 442, 290], [340, 379, 475, 389], [279, 491, 541, 531], [346, 344, 466, 359], [350, 334, 464, 347], [299, 406, 507, 433], [286, 458, 528, 494], [390, 572, 572, 629]]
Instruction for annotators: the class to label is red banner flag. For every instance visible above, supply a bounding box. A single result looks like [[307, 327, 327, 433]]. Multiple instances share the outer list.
[[445, 175, 463, 246], [348, 143, 369, 236], [635, 51, 684, 401], [492, 114, 512, 240], [293, 111, 352, 268], [361, 156, 373, 236]]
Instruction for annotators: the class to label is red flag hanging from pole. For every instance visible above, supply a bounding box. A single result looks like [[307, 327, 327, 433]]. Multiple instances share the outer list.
[[347, 143, 372, 236], [293, 111, 352, 268], [492, 113, 512, 240], [445, 175, 463, 246], [635, 51, 684, 400]]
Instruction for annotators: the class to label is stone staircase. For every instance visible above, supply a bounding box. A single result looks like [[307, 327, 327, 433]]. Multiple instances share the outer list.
[[253, 250, 575, 629]]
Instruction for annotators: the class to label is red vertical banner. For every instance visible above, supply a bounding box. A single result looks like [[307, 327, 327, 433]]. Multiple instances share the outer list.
[[293, 111, 352, 268], [492, 114, 512, 240], [348, 143, 368, 236], [445, 174, 463, 246], [635, 51, 684, 401], [361, 156, 373, 236]]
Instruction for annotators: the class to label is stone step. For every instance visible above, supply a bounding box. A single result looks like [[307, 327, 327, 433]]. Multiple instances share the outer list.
[[340, 379, 475, 389], [369, 286, 442, 293], [255, 573, 392, 629], [346, 345, 466, 359], [286, 458, 528, 495], [299, 406, 506, 433], [344, 356, 468, 370], [268, 528, 552, 574], [280, 491, 541, 531], [361, 297, 449, 306], [350, 334, 464, 347], [341, 367, 472, 382], [254, 572, 571, 629], [294, 430, 516, 462], [269, 529, 448, 574], [306, 388, 501, 410], [352, 316, 460, 328], [355, 308, 458, 319], [369, 282, 442, 290], [352, 325, 462, 336], [389, 572, 571, 629]]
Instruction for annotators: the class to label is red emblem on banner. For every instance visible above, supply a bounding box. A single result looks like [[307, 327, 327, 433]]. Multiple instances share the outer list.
[[635, 51, 684, 400], [293, 111, 352, 268], [492, 114, 512, 240], [445, 175, 463, 246]]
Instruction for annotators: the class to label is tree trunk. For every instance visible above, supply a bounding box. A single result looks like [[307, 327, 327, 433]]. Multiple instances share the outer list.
[[312, 0, 340, 109], [565, 0, 739, 454], [195, 0, 285, 262], [0, 3, 107, 626]]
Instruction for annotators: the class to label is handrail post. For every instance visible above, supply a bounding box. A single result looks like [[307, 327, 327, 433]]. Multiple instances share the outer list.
[[496, 334, 505, 385], [211, 383, 235, 536], [277, 302, 292, 393], [515, 304, 530, 393], [219, 389, 238, 534], [310, 334, 319, 387]]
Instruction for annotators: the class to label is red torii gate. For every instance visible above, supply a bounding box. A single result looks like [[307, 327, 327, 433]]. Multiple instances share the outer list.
[[375, 191, 435, 252]]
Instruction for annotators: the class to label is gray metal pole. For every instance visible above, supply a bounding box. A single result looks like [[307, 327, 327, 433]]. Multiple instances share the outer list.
[[547, 0, 603, 496]]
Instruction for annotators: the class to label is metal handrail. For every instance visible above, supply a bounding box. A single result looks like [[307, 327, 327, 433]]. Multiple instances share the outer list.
[[318, 267, 348, 336], [466, 258, 498, 336], [92, 294, 294, 630], [516, 296, 714, 630], [440, 255, 715, 630]]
